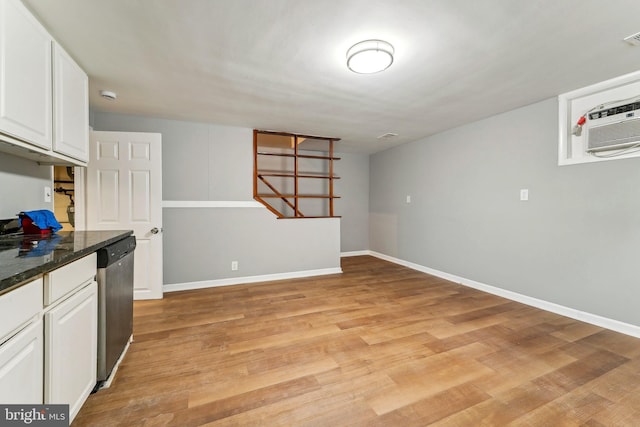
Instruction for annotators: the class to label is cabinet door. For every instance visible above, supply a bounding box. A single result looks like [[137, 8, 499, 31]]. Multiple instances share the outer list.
[[0, 0, 52, 149], [53, 44, 89, 162], [0, 318, 44, 404], [45, 282, 97, 423]]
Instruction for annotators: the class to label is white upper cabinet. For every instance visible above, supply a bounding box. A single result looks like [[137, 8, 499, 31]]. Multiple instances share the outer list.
[[0, 0, 53, 150], [0, 0, 89, 165], [53, 44, 89, 162]]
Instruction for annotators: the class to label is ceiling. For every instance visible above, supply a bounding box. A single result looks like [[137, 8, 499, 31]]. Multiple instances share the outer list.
[[23, 0, 640, 154]]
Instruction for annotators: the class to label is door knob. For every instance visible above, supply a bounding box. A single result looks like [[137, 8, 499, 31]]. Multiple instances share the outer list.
[[150, 227, 160, 234]]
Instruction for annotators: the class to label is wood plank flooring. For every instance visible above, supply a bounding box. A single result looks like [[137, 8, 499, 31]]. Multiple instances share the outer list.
[[73, 256, 640, 426]]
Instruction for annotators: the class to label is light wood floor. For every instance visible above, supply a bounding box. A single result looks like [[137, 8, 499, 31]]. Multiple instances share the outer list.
[[74, 256, 640, 426]]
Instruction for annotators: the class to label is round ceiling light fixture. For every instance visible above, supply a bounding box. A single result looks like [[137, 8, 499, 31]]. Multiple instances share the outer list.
[[346, 39, 394, 74]]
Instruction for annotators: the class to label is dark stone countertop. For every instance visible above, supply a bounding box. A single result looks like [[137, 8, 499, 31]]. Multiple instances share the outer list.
[[0, 230, 133, 295]]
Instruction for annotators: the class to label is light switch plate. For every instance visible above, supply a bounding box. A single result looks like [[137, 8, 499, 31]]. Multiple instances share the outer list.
[[520, 189, 529, 201]]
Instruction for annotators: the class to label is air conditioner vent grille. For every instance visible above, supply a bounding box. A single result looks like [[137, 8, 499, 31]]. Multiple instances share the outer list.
[[623, 31, 640, 46], [587, 117, 640, 152]]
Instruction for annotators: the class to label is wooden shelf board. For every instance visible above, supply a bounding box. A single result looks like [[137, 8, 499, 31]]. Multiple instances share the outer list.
[[257, 152, 341, 161], [257, 194, 341, 199], [278, 216, 342, 219], [258, 172, 340, 179], [255, 129, 341, 142]]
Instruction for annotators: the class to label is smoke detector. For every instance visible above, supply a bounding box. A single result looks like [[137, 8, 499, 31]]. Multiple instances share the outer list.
[[100, 90, 117, 100], [377, 132, 398, 140], [623, 31, 640, 46]]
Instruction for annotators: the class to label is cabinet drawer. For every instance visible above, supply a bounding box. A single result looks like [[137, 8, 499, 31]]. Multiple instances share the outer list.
[[0, 278, 43, 344], [45, 253, 96, 306]]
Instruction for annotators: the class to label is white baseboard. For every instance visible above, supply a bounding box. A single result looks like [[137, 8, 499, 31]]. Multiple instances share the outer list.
[[368, 251, 640, 339], [164, 267, 343, 293], [340, 250, 371, 257]]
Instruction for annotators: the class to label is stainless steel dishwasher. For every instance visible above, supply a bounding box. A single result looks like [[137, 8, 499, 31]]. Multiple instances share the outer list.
[[96, 235, 136, 384]]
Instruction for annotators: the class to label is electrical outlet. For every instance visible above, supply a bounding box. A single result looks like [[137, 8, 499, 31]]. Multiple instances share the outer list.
[[520, 189, 529, 201], [44, 186, 52, 202], [406, 195, 411, 204], [231, 261, 238, 271]]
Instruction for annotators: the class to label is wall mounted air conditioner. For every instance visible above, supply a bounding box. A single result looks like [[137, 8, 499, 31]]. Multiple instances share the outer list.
[[586, 98, 640, 152]]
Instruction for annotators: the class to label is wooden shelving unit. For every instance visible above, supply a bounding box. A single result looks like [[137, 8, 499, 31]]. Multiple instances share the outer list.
[[253, 130, 341, 219]]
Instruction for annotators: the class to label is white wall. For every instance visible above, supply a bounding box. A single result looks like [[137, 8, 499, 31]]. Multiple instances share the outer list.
[[0, 153, 52, 218], [91, 112, 367, 286], [369, 97, 640, 328]]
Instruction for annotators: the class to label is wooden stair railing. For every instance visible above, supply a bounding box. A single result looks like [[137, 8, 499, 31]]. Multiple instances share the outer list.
[[253, 130, 341, 219], [257, 174, 303, 217]]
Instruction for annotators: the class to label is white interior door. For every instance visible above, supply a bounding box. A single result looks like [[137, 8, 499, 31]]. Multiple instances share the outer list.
[[86, 131, 163, 300]]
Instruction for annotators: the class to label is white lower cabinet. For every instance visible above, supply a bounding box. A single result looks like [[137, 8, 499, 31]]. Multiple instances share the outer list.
[[44, 280, 98, 423], [0, 254, 97, 420], [0, 318, 44, 404], [0, 278, 43, 404]]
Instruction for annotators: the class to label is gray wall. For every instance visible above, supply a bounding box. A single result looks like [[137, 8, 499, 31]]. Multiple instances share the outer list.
[[370, 98, 640, 326], [92, 112, 362, 284], [335, 152, 369, 252], [0, 153, 52, 218], [163, 209, 339, 283], [92, 113, 251, 201]]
